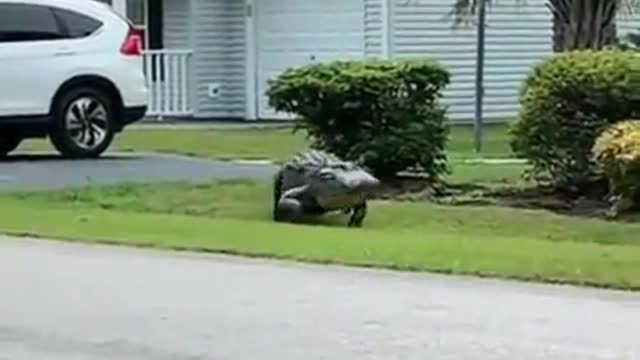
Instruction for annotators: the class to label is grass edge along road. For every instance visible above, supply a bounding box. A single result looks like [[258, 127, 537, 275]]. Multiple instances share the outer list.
[[1, 180, 639, 291]]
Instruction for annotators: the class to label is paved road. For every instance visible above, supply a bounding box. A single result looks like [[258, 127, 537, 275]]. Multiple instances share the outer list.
[[0, 152, 278, 191], [1, 237, 639, 360]]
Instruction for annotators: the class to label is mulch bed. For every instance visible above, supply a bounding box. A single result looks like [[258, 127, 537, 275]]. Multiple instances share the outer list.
[[373, 175, 616, 219]]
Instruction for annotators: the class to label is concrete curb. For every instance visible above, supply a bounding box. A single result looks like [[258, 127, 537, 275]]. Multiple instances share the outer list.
[[459, 158, 527, 165], [133, 119, 294, 130], [10, 150, 526, 167]]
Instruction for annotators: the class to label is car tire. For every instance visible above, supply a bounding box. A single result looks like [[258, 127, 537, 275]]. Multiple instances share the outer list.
[[49, 86, 116, 158], [0, 136, 22, 157]]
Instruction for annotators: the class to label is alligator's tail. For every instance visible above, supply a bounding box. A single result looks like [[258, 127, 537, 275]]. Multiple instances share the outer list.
[[272, 169, 284, 220]]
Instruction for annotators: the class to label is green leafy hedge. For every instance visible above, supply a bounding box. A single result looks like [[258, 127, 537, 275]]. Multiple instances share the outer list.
[[510, 49, 640, 191], [266, 58, 451, 180]]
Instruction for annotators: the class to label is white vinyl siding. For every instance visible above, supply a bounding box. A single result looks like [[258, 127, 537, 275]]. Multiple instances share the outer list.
[[191, 0, 246, 119], [254, 0, 365, 119], [162, 0, 191, 49], [364, 0, 384, 56], [162, 0, 635, 121], [617, 11, 640, 39], [389, 0, 553, 123]]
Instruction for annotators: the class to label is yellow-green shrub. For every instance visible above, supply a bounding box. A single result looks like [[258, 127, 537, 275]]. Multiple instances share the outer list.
[[592, 120, 640, 216]]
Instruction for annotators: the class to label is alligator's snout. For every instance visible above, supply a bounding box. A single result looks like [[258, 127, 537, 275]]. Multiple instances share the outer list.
[[347, 171, 380, 193]]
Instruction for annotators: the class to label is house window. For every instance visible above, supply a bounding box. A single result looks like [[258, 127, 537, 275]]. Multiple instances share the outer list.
[[126, 0, 145, 27], [93, 0, 145, 28], [92, 0, 162, 50]]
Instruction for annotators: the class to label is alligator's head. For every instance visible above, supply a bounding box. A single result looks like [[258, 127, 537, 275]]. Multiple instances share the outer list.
[[290, 151, 380, 210]]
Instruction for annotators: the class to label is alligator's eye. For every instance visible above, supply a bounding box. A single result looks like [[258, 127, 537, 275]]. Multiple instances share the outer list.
[[319, 172, 336, 180]]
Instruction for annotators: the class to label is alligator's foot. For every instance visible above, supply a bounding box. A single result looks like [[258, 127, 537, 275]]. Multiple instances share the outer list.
[[348, 202, 367, 228], [274, 198, 303, 223]]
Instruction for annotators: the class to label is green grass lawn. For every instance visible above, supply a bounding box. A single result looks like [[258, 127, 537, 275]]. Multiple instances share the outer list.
[[20, 123, 515, 160], [2, 180, 639, 290]]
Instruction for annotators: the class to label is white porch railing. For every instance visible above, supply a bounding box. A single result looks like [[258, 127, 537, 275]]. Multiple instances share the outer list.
[[142, 49, 193, 118]]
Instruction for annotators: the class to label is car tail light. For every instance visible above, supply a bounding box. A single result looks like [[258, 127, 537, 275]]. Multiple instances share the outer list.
[[120, 28, 142, 56]]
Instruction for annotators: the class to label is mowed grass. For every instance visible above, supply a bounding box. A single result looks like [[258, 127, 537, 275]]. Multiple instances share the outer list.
[[19, 123, 528, 185], [20, 123, 515, 160], [2, 179, 639, 290]]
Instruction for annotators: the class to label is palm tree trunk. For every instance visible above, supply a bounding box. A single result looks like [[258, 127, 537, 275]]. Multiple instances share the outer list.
[[548, 0, 618, 51], [451, 0, 631, 50]]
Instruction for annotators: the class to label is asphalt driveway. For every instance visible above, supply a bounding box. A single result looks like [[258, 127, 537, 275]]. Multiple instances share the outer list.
[[1, 237, 639, 360], [0, 152, 279, 191]]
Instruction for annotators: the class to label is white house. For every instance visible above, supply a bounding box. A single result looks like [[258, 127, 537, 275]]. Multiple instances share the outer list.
[[99, 0, 640, 123]]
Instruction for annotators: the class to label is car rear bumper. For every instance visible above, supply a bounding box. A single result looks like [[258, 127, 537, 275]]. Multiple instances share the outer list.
[[122, 83, 149, 108], [118, 105, 147, 129]]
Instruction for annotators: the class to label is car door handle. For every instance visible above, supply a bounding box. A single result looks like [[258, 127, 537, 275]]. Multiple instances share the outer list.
[[55, 50, 77, 56]]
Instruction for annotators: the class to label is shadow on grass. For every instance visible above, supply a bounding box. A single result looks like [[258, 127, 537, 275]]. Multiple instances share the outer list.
[[279, 213, 356, 228]]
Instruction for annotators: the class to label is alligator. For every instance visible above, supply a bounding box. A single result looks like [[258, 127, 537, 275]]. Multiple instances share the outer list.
[[273, 150, 380, 227]]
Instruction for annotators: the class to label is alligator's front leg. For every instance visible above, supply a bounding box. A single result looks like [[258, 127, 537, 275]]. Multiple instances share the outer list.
[[274, 185, 309, 223], [348, 202, 367, 228]]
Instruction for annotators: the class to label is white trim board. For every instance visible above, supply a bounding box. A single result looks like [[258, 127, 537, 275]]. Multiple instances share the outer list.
[[381, 0, 392, 57], [111, 0, 126, 16], [244, 0, 258, 120]]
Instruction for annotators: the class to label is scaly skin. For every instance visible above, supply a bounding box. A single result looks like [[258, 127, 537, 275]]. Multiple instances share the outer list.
[[273, 151, 379, 227]]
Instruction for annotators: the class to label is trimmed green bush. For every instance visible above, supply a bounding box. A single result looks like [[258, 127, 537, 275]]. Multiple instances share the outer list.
[[510, 49, 640, 191], [592, 120, 640, 217], [266, 58, 451, 180]]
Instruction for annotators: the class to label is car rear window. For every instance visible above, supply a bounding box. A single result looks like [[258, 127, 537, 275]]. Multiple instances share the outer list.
[[52, 7, 103, 38]]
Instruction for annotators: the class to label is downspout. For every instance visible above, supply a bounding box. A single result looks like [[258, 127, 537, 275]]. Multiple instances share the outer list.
[[474, 0, 487, 153], [381, 0, 393, 58]]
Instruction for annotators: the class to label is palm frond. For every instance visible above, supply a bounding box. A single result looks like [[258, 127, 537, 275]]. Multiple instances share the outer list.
[[620, 0, 639, 14], [449, 0, 637, 24], [448, 0, 482, 26]]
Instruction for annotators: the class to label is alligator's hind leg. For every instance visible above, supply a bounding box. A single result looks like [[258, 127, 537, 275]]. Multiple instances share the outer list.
[[274, 198, 303, 223], [273, 185, 309, 223], [348, 202, 367, 228]]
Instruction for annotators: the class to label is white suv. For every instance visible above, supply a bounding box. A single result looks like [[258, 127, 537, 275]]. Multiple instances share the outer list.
[[0, 0, 148, 158]]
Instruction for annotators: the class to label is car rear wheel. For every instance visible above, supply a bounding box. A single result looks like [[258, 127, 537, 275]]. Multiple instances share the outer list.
[[49, 87, 116, 158], [0, 136, 22, 157]]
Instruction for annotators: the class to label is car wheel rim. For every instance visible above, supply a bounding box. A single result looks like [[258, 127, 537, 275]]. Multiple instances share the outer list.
[[65, 97, 109, 150], [0, 137, 17, 150]]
